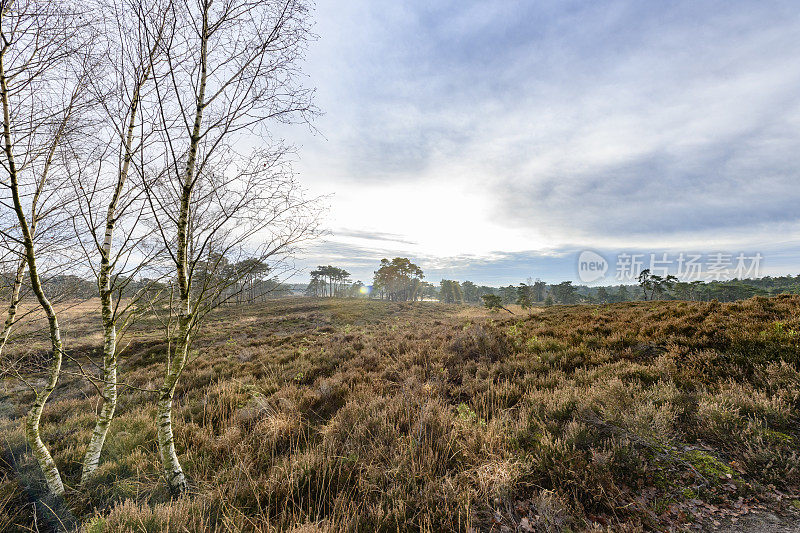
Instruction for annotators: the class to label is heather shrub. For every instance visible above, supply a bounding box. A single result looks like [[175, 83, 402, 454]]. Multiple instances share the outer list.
[[0, 297, 799, 531]]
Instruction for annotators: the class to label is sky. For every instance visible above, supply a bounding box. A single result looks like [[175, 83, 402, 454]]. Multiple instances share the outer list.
[[280, 0, 800, 286]]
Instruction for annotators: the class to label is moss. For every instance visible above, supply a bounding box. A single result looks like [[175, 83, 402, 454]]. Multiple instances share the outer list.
[[761, 428, 794, 445], [681, 450, 734, 479], [85, 516, 107, 533], [456, 402, 485, 427], [680, 487, 698, 499]]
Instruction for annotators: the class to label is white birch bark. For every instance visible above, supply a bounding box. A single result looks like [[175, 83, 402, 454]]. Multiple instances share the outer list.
[[155, 5, 207, 494], [0, 256, 26, 356], [0, 14, 81, 496], [0, 53, 65, 496], [80, 63, 148, 482]]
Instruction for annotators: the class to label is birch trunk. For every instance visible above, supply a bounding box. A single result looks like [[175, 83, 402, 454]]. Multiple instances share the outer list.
[[156, 5, 207, 494], [11, 228, 65, 497], [80, 65, 146, 482], [157, 320, 189, 494], [157, 164, 197, 493], [0, 257, 26, 356], [79, 294, 117, 482], [1, 45, 65, 499]]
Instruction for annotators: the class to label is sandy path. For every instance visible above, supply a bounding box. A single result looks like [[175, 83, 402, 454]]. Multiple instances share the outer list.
[[716, 512, 800, 532]]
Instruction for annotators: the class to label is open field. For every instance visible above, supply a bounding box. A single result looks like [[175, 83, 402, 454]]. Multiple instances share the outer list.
[[1, 297, 800, 531]]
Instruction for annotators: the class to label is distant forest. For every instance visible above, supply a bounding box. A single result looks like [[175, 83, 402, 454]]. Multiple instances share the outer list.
[[11, 261, 799, 306], [1, 266, 293, 306], [304, 258, 800, 304]]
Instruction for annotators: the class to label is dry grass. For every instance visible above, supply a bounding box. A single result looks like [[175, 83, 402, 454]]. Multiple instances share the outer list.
[[1, 296, 799, 531]]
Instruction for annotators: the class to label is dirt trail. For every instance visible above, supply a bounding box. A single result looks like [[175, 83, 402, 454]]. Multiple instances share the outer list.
[[716, 512, 800, 532]]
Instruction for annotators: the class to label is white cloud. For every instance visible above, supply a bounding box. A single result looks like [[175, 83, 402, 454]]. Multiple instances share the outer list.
[[277, 0, 800, 282]]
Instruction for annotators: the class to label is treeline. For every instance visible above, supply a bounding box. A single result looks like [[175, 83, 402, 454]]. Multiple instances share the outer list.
[[0, 262, 293, 305], [446, 275, 800, 305], [307, 258, 800, 305], [305, 265, 366, 298], [305, 259, 433, 301], [593, 275, 800, 303]]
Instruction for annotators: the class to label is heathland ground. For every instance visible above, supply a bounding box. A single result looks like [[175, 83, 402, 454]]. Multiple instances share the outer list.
[[1, 297, 800, 531]]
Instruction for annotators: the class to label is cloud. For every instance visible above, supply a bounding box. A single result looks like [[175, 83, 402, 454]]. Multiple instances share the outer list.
[[279, 0, 800, 281], [334, 228, 418, 245], [296, 239, 412, 281]]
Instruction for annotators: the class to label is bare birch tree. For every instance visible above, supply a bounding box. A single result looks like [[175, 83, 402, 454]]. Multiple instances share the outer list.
[[66, 0, 169, 484], [0, 0, 95, 497], [0, 222, 30, 361], [143, 0, 319, 494]]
